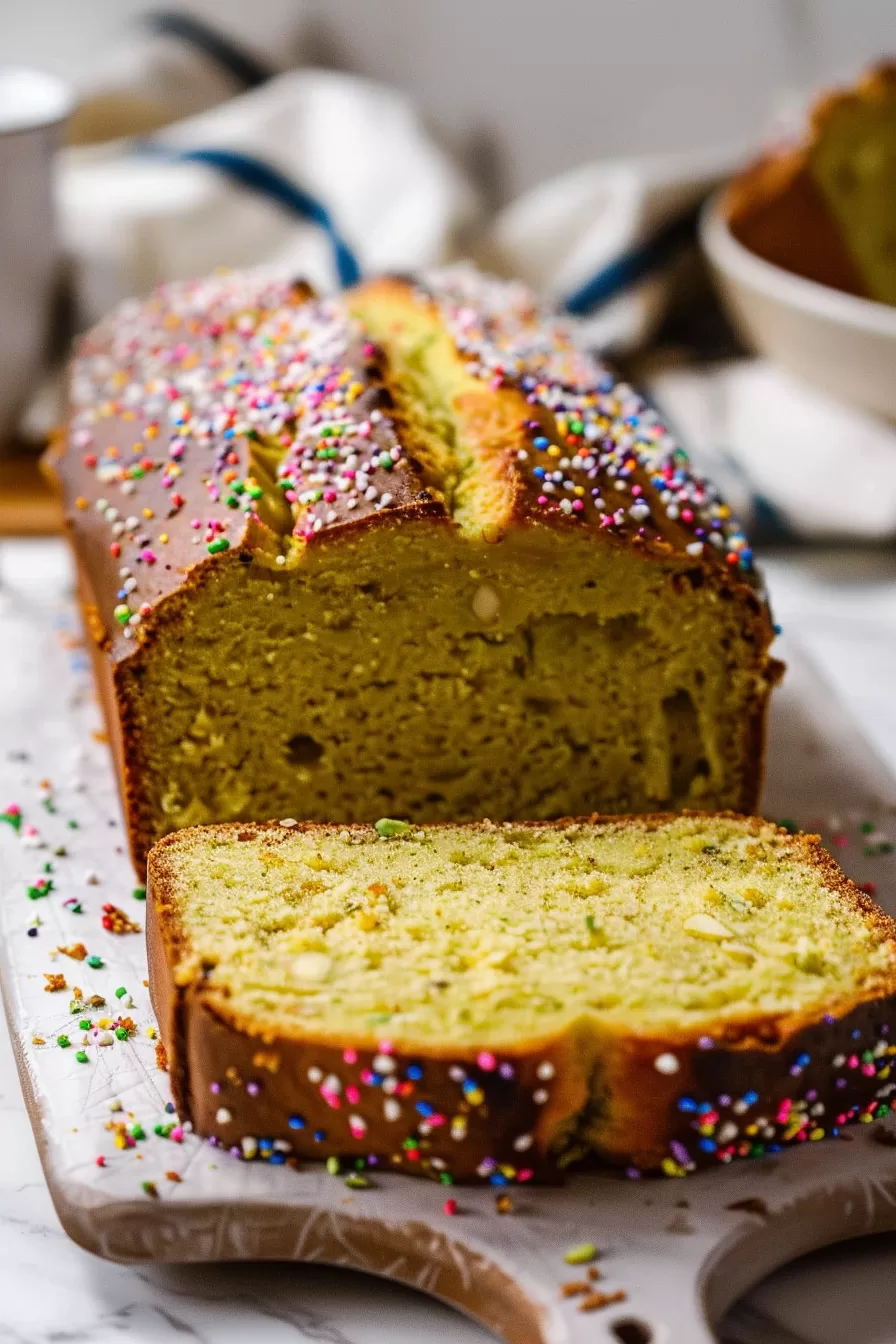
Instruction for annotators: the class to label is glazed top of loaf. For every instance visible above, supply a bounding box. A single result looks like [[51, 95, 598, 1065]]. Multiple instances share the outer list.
[[49, 265, 764, 658]]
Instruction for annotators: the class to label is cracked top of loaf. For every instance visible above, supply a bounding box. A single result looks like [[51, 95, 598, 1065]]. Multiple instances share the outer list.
[[48, 264, 763, 657]]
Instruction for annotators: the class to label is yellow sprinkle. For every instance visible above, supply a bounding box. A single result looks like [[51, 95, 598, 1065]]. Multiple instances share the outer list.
[[547, 445, 561, 458], [159, 533, 169, 544], [809, 1128, 825, 1140], [563, 1241, 598, 1266], [75, 496, 88, 511], [142, 508, 154, 519]]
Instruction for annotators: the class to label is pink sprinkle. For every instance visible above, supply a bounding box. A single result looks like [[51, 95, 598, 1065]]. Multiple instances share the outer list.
[[631, 485, 643, 497], [95, 1155, 106, 1167], [517, 1169, 534, 1182], [862, 1063, 876, 1076], [190, 518, 202, 530], [571, 499, 584, 512], [833, 833, 848, 848], [345, 1085, 361, 1105], [171, 1127, 184, 1143], [848, 1055, 859, 1069], [378, 1041, 394, 1055], [363, 342, 376, 357], [5, 804, 20, 816], [139, 549, 157, 565], [537, 495, 548, 506], [343, 1048, 358, 1065], [360, 1069, 374, 1085], [477, 1051, 496, 1072], [321, 1089, 342, 1110], [323, 490, 337, 503]]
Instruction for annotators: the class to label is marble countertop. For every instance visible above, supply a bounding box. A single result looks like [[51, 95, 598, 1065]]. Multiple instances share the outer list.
[[3, 538, 896, 1344]]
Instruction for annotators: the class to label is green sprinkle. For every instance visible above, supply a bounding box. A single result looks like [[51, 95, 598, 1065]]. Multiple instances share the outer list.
[[778, 818, 797, 834], [54, 845, 68, 857], [113, 604, 131, 625], [374, 818, 411, 839], [43, 862, 53, 874], [207, 538, 231, 555], [79, 1019, 90, 1031], [344, 1173, 371, 1189], [585, 914, 596, 933], [69, 902, 82, 914], [86, 955, 103, 969], [1, 810, 22, 832], [67, 819, 79, 830], [57, 1035, 70, 1049], [132, 885, 147, 901], [69, 1000, 84, 1014], [131, 1123, 146, 1141], [115, 1027, 129, 1041], [439, 1171, 454, 1185], [75, 1050, 89, 1064], [114, 986, 127, 999], [225, 494, 240, 509], [563, 1241, 598, 1265], [141, 1180, 158, 1198], [326, 1156, 341, 1176], [861, 822, 875, 834]]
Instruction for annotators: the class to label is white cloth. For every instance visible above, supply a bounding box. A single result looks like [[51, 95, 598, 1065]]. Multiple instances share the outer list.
[[482, 148, 739, 353], [58, 68, 476, 329]]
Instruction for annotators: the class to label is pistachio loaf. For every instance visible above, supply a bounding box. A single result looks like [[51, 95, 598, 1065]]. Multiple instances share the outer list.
[[148, 814, 896, 1182], [725, 62, 896, 304], [48, 266, 779, 868]]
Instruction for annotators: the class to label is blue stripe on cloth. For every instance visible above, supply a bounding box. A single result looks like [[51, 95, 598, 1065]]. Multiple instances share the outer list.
[[561, 197, 707, 316], [134, 143, 362, 289]]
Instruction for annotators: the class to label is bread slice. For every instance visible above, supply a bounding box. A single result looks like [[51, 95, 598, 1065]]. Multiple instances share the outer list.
[[148, 813, 896, 1182], [725, 62, 896, 304], [47, 266, 778, 869]]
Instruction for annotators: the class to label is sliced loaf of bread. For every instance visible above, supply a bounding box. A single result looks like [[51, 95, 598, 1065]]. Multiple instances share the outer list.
[[148, 813, 896, 1182]]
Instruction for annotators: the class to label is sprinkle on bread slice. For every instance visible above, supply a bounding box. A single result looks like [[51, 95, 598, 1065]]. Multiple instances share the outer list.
[[147, 813, 896, 1182]]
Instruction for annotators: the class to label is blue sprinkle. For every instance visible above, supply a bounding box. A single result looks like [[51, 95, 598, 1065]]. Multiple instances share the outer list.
[[743, 1091, 759, 1106], [677, 1098, 697, 1113], [796, 1053, 811, 1069], [462, 1080, 479, 1096], [533, 466, 546, 479], [533, 436, 549, 450], [165, 1102, 176, 1114], [416, 1101, 434, 1117], [269, 1152, 286, 1165], [406, 1064, 424, 1081], [313, 1129, 326, 1142], [488, 1172, 508, 1186], [697, 1102, 713, 1115], [288, 1115, 305, 1130], [698, 1138, 717, 1153], [369, 1072, 383, 1087]]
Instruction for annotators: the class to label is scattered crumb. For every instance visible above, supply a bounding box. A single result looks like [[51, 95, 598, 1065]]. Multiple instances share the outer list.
[[155, 1041, 169, 1070], [165, 1171, 182, 1183], [101, 904, 141, 935], [587, 1266, 601, 1282], [32, 1036, 45, 1046], [495, 1193, 513, 1215], [561, 1281, 590, 1298], [579, 1290, 627, 1313], [58, 943, 88, 961], [43, 973, 67, 993], [664, 1212, 695, 1235]]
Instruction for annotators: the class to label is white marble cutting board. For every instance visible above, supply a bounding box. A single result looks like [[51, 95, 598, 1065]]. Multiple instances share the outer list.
[[3, 574, 896, 1344]]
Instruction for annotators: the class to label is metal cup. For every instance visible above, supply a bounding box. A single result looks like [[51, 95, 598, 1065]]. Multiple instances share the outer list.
[[0, 67, 72, 449]]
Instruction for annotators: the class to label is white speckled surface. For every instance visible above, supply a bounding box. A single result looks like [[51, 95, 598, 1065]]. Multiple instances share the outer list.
[[4, 539, 896, 1343]]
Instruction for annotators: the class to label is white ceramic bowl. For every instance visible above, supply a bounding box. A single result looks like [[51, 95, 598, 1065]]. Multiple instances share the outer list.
[[700, 190, 896, 421]]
